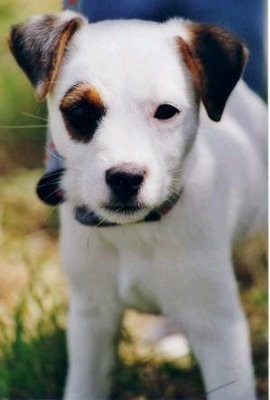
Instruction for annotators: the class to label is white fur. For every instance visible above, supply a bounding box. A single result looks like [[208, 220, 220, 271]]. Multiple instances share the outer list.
[[45, 15, 266, 400]]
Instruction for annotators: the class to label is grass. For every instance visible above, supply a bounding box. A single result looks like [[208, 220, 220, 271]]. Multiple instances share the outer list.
[[0, 292, 67, 399], [0, 170, 267, 399]]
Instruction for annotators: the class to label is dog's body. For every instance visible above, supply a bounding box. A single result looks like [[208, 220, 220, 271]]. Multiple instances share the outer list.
[[9, 11, 267, 400]]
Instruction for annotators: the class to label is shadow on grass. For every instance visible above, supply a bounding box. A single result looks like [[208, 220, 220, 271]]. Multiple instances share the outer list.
[[112, 353, 205, 400]]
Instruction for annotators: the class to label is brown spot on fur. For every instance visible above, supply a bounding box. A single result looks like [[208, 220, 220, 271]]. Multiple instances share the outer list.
[[38, 18, 83, 100], [60, 83, 106, 143], [60, 83, 104, 109], [177, 23, 248, 122], [176, 37, 200, 105], [8, 14, 84, 100]]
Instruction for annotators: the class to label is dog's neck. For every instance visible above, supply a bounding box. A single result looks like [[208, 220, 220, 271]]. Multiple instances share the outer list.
[[36, 167, 183, 227]]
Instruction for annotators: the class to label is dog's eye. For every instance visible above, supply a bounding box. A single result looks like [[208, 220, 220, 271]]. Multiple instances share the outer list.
[[154, 104, 180, 120], [67, 102, 95, 130], [60, 99, 106, 143]]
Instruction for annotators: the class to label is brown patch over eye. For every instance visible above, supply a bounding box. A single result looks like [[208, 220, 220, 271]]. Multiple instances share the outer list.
[[60, 83, 106, 143]]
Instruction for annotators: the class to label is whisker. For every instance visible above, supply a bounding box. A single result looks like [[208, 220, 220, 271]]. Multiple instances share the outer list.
[[40, 187, 64, 203], [40, 170, 64, 177], [0, 125, 48, 129], [44, 206, 59, 224], [36, 180, 61, 188], [96, 214, 108, 227], [22, 112, 48, 122], [87, 231, 91, 253], [46, 150, 65, 162]]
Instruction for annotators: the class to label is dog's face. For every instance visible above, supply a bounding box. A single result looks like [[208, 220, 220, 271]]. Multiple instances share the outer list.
[[9, 11, 247, 225], [49, 19, 200, 224]]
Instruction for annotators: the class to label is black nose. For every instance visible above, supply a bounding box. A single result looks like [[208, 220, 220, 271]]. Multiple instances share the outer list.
[[106, 165, 145, 202]]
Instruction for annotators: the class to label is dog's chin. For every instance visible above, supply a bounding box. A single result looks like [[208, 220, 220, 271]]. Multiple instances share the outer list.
[[99, 203, 149, 225]]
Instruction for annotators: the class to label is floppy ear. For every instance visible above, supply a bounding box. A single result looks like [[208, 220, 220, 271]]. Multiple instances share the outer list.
[[8, 11, 86, 100], [178, 23, 248, 121]]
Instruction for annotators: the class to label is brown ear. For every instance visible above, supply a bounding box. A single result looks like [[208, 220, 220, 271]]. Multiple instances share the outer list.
[[178, 23, 248, 121], [8, 11, 85, 100]]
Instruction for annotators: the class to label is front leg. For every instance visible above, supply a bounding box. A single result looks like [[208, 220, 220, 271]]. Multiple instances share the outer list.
[[187, 300, 256, 400], [161, 253, 256, 400], [64, 295, 122, 400], [60, 204, 123, 400]]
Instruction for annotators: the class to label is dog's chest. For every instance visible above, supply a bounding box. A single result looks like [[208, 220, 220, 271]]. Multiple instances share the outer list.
[[101, 225, 167, 313], [117, 248, 165, 313]]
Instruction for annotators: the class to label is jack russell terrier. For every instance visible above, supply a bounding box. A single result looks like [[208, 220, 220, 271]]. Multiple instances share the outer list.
[[9, 11, 267, 400]]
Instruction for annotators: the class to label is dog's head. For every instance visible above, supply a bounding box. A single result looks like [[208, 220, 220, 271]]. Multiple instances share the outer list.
[[9, 11, 247, 225]]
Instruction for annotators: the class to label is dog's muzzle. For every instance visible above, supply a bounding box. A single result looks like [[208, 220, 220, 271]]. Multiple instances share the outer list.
[[36, 168, 183, 227]]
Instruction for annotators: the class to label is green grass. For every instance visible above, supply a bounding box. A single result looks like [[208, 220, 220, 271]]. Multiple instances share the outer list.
[[0, 170, 267, 400], [0, 290, 67, 399]]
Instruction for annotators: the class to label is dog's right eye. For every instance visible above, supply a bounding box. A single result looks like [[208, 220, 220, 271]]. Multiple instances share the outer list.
[[154, 104, 180, 120], [60, 99, 106, 143]]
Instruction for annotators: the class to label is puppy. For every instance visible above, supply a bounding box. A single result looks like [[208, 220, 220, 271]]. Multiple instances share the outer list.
[[9, 11, 267, 400]]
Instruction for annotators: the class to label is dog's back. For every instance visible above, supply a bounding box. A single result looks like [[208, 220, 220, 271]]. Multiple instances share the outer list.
[[182, 80, 267, 244]]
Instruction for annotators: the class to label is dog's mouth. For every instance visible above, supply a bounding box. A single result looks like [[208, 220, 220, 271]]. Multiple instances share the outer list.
[[100, 201, 149, 224], [75, 189, 183, 227], [74, 201, 149, 227], [103, 203, 145, 215]]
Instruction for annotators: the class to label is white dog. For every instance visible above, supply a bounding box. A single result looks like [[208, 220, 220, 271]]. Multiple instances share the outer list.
[[9, 11, 267, 400]]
